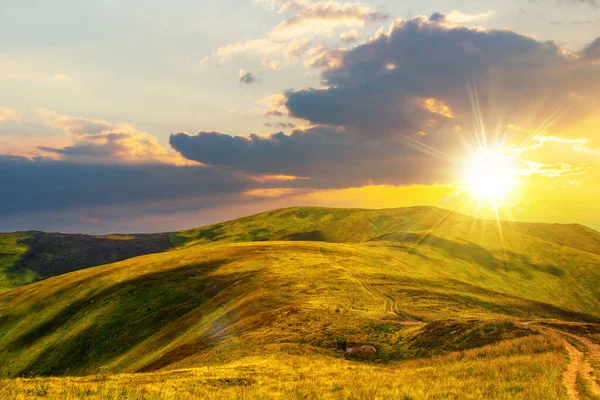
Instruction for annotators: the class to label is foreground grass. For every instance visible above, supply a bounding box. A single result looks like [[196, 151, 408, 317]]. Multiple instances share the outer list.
[[0, 334, 567, 400]]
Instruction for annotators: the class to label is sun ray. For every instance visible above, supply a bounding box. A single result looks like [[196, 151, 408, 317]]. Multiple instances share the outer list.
[[467, 79, 488, 151], [468, 199, 483, 240], [409, 194, 469, 251], [401, 134, 456, 162], [494, 205, 509, 269], [516, 108, 562, 150]]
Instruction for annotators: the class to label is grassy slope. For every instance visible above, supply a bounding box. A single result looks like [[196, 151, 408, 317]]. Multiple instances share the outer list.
[[173, 206, 600, 316], [0, 231, 174, 292], [0, 239, 596, 378], [0, 206, 599, 399]]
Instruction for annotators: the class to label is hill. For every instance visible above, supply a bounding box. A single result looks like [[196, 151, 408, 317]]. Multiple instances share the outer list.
[[0, 231, 173, 292], [0, 240, 595, 374], [173, 207, 600, 316], [1, 206, 599, 399]]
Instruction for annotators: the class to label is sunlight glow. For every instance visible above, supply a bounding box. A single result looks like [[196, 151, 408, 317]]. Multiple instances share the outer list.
[[463, 150, 518, 206]]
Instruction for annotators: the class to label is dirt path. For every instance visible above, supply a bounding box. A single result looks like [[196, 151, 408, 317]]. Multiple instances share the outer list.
[[532, 324, 600, 399], [319, 248, 398, 317], [563, 342, 585, 399]]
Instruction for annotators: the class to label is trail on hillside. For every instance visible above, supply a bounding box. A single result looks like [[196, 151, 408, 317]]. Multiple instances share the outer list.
[[532, 324, 600, 399], [319, 248, 398, 317]]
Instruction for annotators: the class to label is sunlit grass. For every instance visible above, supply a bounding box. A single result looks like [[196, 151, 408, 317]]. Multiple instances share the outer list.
[[0, 206, 599, 398], [0, 334, 568, 400]]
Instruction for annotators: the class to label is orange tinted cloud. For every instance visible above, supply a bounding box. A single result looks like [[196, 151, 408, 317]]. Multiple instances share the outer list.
[[418, 98, 455, 119], [249, 174, 309, 183]]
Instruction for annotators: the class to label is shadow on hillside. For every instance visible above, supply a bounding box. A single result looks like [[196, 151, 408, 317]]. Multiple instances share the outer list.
[[189, 224, 225, 241], [6, 259, 263, 377], [280, 230, 327, 241], [384, 275, 600, 323], [11, 232, 174, 278], [376, 233, 564, 278]]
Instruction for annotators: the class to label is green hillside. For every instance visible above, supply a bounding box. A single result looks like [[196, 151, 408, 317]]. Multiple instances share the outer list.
[[1, 206, 599, 399], [173, 207, 600, 316], [0, 240, 594, 378], [0, 231, 173, 292]]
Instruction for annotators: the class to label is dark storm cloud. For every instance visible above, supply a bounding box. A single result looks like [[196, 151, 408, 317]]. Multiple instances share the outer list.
[[0, 156, 251, 216], [169, 127, 452, 187], [285, 16, 600, 137], [170, 128, 347, 176]]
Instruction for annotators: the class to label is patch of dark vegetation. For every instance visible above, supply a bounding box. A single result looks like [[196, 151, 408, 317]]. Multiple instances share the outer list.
[[279, 231, 327, 242], [531, 303, 600, 324], [185, 224, 225, 242], [3, 231, 174, 283], [209, 377, 255, 386], [238, 228, 271, 242], [540, 322, 600, 344], [407, 320, 533, 357]]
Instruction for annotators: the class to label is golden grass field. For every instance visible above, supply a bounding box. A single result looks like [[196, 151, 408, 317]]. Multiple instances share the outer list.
[[0, 207, 599, 399]]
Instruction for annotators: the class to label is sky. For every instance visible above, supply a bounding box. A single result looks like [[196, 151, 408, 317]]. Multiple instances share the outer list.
[[1, 0, 599, 233]]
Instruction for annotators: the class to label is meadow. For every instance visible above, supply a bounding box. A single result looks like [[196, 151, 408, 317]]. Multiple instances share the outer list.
[[0, 207, 599, 399]]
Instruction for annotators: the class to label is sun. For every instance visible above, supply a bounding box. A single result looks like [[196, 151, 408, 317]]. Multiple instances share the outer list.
[[463, 149, 519, 205]]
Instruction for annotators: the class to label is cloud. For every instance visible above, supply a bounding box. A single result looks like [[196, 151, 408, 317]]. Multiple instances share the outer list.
[[265, 122, 297, 129], [171, 16, 600, 197], [522, 135, 600, 155], [444, 10, 496, 24], [1, 109, 191, 165], [0, 108, 21, 123], [0, 156, 250, 217], [216, 37, 311, 60], [248, 174, 308, 183], [523, 161, 586, 178], [239, 69, 259, 84], [169, 126, 453, 187], [262, 59, 282, 70], [260, 93, 290, 117], [34, 109, 118, 136], [213, 1, 386, 68], [270, 1, 389, 38], [217, 39, 275, 59], [340, 30, 359, 43], [264, 109, 285, 117], [284, 16, 600, 138], [582, 37, 600, 60], [38, 131, 173, 165], [303, 46, 344, 69]]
